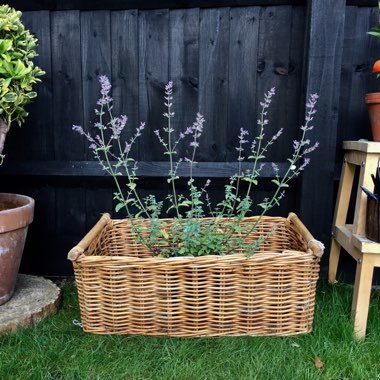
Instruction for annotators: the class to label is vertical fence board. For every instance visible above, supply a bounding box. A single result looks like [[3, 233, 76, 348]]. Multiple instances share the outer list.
[[111, 10, 139, 159], [80, 11, 113, 227], [169, 8, 200, 159], [257, 6, 294, 161], [81, 10, 111, 154], [285, 5, 306, 149], [299, 0, 346, 246], [199, 8, 230, 161], [52, 11, 84, 160], [52, 11, 86, 273], [138, 10, 169, 161], [227, 7, 259, 161]]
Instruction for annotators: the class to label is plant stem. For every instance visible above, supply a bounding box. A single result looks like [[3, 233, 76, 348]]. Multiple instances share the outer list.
[[167, 104, 180, 217]]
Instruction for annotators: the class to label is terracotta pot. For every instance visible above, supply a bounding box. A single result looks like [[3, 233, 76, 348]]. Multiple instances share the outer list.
[[365, 92, 380, 142], [0, 193, 34, 305]]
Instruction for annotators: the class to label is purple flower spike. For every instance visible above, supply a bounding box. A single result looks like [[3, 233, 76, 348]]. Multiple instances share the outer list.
[[99, 75, 112, 96]]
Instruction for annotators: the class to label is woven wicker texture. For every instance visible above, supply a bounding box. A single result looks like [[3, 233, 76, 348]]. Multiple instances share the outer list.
[[70, 214, 322, 337]]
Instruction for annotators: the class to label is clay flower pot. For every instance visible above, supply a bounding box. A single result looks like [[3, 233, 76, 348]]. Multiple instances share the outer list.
[[366, 92, 380, 142], [0, 193, 34, 305]]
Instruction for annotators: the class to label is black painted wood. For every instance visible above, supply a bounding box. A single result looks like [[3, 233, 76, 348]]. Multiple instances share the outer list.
[[111, 10, 139, 158], [6, 0, 307, 11], [51, 10, 84, 160], [0, 160, 290, 177], [227, 7, 259, 161], [169, 8, 200, 159], [199, 8, 229, 161], [81, 10, 111, 160], [298, 0, 346, 246], [0, 1, 379, 278], [138, 10, 169, 160], [337, 5, 375, 165]]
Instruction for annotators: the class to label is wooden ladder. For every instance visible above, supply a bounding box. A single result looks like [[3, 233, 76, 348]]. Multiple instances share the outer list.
[[329, 140, 380, 338]]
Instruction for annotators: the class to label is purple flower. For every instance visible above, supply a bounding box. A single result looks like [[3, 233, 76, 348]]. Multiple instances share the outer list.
[[110, 115, 128, 138], [299, 157, 311, 171], [97, 96, 113, 106], [165, 81, 173, 96], [99, 75, 112, 96], [124, 142, 131, 154], [272, 128, 283, 141], [304, 141, 319, 154], [238, 128, 249, 144], [184, 126, 193, 135], [271, 162, 279, 173], [72, 125, 84, 135]]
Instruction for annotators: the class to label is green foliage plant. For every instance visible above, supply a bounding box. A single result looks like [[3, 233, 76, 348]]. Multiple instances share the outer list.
[[73, 76, 319, 258], [0, 5, 45, 163]]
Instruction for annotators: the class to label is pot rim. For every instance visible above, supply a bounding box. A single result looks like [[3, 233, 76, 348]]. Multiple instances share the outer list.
[[0, 193, 34, 232], [0, 193, 34, 213]]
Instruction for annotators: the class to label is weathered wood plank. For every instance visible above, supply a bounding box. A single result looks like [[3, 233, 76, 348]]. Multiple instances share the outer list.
[[138, 10, 169, 161], [111, 10, 139, 158], [227, 7, 260, 161], [81, 10, 111, 160], [299, 0, 346, 245], [256, 6, 295, 161], [80, 11, 113, 235], [51, 11, 86, 276], [6, 0, 308, 11], [51, 11, 84, 160], [199, 8, 230, 161], [337, 5, 378, 166], [169, 8, 200, 159], [0, 160, 290, 177]]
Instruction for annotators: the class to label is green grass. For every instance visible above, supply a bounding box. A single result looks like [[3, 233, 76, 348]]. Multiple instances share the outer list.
[[2, 281, 380, 380]]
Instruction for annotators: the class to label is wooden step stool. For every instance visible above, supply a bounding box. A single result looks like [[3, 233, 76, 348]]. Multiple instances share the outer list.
[[329, 140, 380, 338]]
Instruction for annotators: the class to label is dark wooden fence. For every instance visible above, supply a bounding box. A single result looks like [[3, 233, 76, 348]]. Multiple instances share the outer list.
[[0, 0, 378, 277]]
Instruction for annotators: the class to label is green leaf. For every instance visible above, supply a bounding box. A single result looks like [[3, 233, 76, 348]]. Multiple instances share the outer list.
[[2, 60, 13, 74], [25, 91, 37, 99], [258, 202, 268, 210], [271, 179, 289, 188], [115, 203, 124, 213], [4, 92, 17, 102]]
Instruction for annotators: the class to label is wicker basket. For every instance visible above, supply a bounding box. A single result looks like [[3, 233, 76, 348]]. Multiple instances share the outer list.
[[68, 213, 323, 337]]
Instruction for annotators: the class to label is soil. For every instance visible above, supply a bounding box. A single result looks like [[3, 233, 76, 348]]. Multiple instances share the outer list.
[[0, 201, 20, 212]]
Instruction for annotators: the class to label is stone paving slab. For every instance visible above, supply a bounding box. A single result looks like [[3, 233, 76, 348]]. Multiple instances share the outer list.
[[0, 274, 61, 334]]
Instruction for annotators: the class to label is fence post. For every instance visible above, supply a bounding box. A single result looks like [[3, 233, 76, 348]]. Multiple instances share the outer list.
[[298, 0, 346, 253]]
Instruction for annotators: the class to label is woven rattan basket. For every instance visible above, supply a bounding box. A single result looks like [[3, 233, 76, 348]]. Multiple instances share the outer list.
[[68, 212, 324, 337]]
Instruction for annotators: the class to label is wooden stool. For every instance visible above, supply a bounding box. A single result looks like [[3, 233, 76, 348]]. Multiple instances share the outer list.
[[329, 140, 380, 338]]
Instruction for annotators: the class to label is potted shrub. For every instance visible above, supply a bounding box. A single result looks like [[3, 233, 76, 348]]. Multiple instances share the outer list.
[[0, 5, 44, 305], [69, 76, 324, 337]]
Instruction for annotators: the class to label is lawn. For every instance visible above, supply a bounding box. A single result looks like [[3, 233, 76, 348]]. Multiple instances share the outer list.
[[1, 280, 380, 380]]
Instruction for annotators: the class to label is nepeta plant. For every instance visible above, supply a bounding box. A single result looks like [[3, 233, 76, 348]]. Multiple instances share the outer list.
[[73, 76, 319, 257]]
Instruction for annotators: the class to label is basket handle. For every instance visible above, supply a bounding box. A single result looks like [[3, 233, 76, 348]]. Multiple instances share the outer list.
[[68, 213, 111, 262], [287, 212, 324, 258]]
